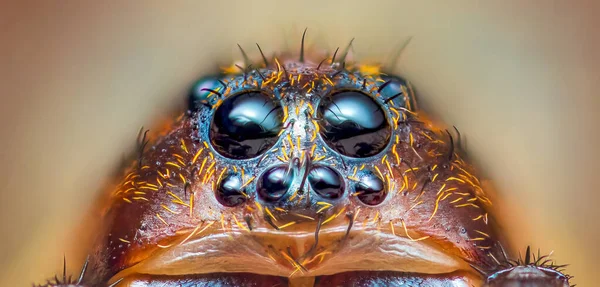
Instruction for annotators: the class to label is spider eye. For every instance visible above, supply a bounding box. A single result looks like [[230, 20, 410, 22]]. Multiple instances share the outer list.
[[216, 174, 247, 207], [257, 165, 293, 202], [308, 165, 345, 200], [189, 76, 222, 109], [318, 90, 391, 158], [210, 91, 283, 159], [355, 173, 386, 205]]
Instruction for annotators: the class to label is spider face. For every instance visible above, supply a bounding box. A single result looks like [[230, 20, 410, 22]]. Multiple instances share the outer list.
[[36, 37, 572, 287]]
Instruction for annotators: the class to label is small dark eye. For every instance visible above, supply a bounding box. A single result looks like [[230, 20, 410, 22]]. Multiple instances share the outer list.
[[318, 90, 391, 158], [210, 91, 283, 159], [189, 76, 222, 109], [216, 174, 247, 207], [308, 165, 344, 200], [355, 173, 386, 205], [257, 165, 294, 202]]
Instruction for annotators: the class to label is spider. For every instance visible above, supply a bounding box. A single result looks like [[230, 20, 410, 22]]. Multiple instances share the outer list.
[[35, 30, 573, 287]]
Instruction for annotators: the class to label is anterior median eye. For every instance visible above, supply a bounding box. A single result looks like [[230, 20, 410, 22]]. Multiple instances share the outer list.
[[210, 91, 283, 159], [318, 90, 391, 158], [257, 165, 293, 202], [308, 165, 345, 200]]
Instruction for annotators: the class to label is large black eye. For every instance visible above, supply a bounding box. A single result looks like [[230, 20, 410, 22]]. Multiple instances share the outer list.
[[318, 90, 391, 158], [210, 91, 283, 159]]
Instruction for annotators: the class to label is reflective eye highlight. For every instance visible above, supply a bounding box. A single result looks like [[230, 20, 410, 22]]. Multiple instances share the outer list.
[[355, 173, 386, 206], [189, 76, 223, 109], [216, 174, 247, 207], [257, 165, 293, 202], [210, 91, 283, 159], [318, 90, 391, 158], [308, 165, 345, 200]]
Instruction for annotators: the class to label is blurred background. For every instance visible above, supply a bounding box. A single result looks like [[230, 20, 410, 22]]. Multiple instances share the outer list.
[[1, 1, 598, 286]]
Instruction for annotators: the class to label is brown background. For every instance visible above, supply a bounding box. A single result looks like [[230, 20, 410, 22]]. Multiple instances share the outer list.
[[1, 1, 598, 286]]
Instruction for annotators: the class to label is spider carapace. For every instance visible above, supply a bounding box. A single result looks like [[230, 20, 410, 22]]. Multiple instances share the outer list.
[[36, 31, 573, 287]]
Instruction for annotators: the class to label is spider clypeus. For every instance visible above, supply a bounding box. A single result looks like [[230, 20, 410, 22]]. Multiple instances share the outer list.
[[35, 30, 573, 287]]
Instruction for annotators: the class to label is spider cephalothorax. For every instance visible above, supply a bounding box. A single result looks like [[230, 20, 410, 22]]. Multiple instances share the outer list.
[[36, 31, 572, 287]]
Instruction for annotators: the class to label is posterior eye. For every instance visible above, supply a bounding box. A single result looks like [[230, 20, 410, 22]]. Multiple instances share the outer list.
[[189, 76, 223, 109], [318, 90, 391, 158], [210, 91, 283, 159]]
